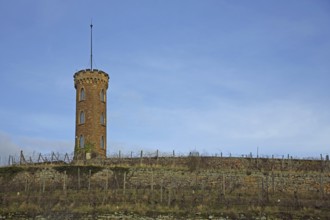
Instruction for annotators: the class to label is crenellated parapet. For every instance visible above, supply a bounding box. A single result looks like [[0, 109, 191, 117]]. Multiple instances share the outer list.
[[74, 69, 109, 89]]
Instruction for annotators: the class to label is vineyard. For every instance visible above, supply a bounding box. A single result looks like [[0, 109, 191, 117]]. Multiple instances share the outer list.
[[0, 155, 329, 219]]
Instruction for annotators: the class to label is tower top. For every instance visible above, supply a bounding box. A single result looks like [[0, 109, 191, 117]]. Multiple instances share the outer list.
[[90, 22, 93, 71]]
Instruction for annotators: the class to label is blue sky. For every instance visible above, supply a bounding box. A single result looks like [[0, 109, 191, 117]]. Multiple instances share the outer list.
[[0, 0, 330, 162]]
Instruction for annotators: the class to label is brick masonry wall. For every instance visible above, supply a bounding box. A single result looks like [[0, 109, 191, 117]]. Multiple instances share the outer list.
[[74, 69, 109, 158]]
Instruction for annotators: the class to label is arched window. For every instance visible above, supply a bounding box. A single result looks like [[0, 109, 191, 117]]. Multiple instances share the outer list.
[[100, 89, 105, 102], [79, 135, 84, 148], [80, 111, 85, 124], [100, 112, 105, 125], [80, 88, 85, 101], [100, 136, 104, 149]]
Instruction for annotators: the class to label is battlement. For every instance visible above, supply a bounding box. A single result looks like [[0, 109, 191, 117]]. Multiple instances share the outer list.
[[74, 69, 109, 89], [74, 69, 109, 78]]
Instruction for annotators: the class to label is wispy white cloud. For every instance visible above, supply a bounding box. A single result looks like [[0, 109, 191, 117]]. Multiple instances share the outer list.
[[16, 136, 73, 155], [24, 113, 73, 134], [0, 132, 21, 165], [0, 131, 74, 165], [0, 104, 73, 136], [109, 96, 330, 157]]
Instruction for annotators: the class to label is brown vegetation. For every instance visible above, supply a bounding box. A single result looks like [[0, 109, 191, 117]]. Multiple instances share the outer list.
[[0, 156, 329, 219]]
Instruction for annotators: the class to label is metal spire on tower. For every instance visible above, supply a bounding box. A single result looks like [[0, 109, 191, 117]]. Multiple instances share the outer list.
[[90, 22, 93, 71]]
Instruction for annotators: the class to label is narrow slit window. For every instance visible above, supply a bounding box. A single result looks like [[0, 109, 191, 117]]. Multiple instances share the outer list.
[[80, 111, 85, 124], [100, 112, 105, 125], [100, 89, 105, 102], [100, 136, 104, 149], [80, 88, 85, 101], [79, 135, 84, 148]]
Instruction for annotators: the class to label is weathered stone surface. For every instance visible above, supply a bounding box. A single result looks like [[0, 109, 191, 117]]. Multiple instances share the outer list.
[[74, 69, 109, 159]]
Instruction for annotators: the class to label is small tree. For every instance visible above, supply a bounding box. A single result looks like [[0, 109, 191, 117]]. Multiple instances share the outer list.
[[74, 141, 95, 160]]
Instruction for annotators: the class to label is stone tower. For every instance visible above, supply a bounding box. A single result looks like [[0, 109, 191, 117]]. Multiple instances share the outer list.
[[74, 69, 109, 159], [73, 23, 109, 159]]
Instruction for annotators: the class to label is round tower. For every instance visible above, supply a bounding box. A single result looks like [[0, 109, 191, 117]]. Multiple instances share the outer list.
[[74, 69, 109, 159]]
